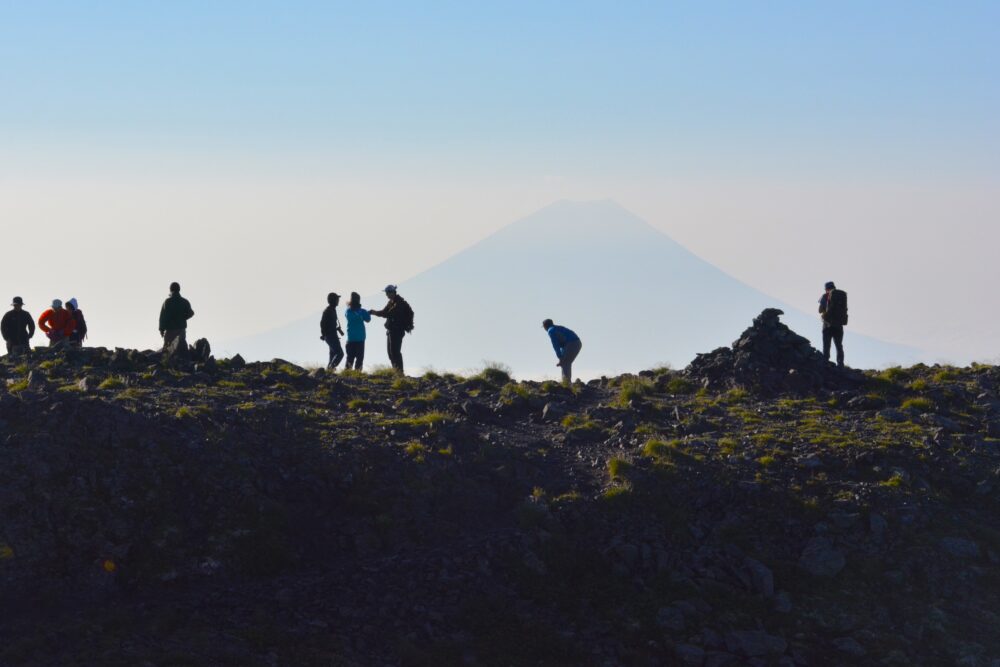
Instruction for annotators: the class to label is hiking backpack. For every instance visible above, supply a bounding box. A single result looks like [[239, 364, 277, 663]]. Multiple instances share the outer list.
[[828, 289, 848, 326], [398, 299, 415, 333]]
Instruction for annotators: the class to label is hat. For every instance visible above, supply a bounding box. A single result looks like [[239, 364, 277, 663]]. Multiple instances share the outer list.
[[67, 298, 79, 309], [11, 296, 23, 306], [327, 292, 341, 304], [824, 281, 836, 290], [384, 284, 398, 294], [52, 299, 63, 309]]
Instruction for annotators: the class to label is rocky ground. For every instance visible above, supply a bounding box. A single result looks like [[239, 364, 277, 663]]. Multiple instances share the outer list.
[[1, 312, 999, 666]]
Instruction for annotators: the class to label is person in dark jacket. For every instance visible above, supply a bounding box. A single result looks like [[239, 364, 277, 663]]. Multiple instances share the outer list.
[[1, 297, 35, 356], [543, 319, 582, 385], [320, 292, 345, 369], [370, 285, 413, 374], [818, 280, 845, 367], [343, 292, 371, 370], [66, 298, 87, 347], [159, 282, 195, 353]]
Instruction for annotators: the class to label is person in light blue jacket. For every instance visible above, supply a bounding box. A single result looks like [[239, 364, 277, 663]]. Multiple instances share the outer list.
[[543, 319, 582, 385], [344, 292, 371, 370]]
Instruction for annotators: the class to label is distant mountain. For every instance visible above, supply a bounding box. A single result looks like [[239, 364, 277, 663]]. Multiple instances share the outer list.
[[225, 200, 919, 376]]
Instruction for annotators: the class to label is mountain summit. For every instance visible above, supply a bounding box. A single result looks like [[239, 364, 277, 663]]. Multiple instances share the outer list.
[[229, 200, 916, 375]]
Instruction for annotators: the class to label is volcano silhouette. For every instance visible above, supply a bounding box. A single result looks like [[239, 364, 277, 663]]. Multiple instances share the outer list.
[[226, 200, 918, 376]]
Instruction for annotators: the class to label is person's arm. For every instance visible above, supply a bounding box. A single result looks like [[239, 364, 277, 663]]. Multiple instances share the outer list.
[[0, 314, 10, 341], [38, 311, 51, 334], [158, 301, 168, 334], [818, 295, 827, 315], [185, 298, 194, 321], [362, 309, 371, 322], [370, 303, 387, 317], [549, 330, 563, 358], [78, 312, 87, 337]]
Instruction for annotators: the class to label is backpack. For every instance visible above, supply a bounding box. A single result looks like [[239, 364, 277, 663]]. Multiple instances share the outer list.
[[828, 289, 848, 326], [398, 299, 415, 333]]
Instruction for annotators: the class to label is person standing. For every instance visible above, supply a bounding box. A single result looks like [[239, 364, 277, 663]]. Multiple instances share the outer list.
[[370, 285, 414, 374], [818, 280, 848, 367], [1, 297, 35, 356], [38, 299, 76, 346], [343, 292, 371, 370], [320, 292, 345, 370], [66, 298, 87, 347], [543, 319, 582, 385], [159, 282, 195, 353]]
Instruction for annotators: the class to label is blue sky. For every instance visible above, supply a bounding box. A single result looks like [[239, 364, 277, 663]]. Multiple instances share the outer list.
[[1, 1, 998, 365], [5, 1, 997, 166]]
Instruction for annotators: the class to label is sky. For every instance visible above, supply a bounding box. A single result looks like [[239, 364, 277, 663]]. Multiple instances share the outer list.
[[1, 1, 998, 365]]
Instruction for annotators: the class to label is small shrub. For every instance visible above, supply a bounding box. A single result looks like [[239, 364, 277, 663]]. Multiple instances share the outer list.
[[756, 454, 777, 467], [601, 484, 632, 504], [615, 376, 654, 407], [664, 376, 695, 394], [98, 376, 125, 390], [607, 457, 631, 481], [723, 387, 749, 403], [477, 362, 513, 386], [902, 397, 934, 412], [175, 405, 210, 419], [933, 368, 959, 383], [392, 376, 416, 391], [403, 442, 428, 462], [880, 472, 906, 488], [217, 379, 247, 389], [908, 378, 928, 392], [718, 437, 738, 455], [879, 366, 910, 383], [641, 439, 676, 460], [500, 382, 532, 402], [347, 398, 370, 410]]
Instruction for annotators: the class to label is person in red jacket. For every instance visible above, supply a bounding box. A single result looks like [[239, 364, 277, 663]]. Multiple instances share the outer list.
[[38, 299, 76, 346]]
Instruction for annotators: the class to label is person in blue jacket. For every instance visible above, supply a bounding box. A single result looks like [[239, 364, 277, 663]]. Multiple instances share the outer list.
[[343, 292, 371, 370], [543, 319, 582, 385]]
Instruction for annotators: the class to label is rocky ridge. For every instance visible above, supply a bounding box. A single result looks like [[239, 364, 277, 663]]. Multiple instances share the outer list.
[[0, 315, 999, 666]]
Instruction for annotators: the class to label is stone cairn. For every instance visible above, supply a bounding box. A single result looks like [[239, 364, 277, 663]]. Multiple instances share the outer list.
[[684, 308, 865, 395]]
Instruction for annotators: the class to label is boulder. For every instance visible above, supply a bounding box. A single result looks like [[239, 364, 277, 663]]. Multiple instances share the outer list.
[[798, 537, 846, 577]]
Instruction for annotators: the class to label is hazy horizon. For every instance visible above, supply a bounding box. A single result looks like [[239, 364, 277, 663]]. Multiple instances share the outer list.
[[2, 2, 998, 367]]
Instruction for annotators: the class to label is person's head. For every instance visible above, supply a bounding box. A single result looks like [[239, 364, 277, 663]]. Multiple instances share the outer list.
[[169, 282, 181, 294], [542, 318, 554, 331], [11, 296, 23, 310], [66, 298, 77, 312], [349, 292, 361, 308], [384, 284, 398, 300], [327, 292, 341, 306], [824, 281, 836, 293], [51, 299, 63, 310]]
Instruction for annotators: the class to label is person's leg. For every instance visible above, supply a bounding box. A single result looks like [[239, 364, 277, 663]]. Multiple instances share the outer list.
[[5, 342, 13, 356], [162, 330, 177, 352], [387, 331, 404, 372], [328, 338, 344, 369], [356, 341, 365, 370], [833, 326, 845, 367], [388, 332, 405, 372], [822, 328, 833, 362], [561, 340, 581, 384], [344, 342, 356, 370]]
